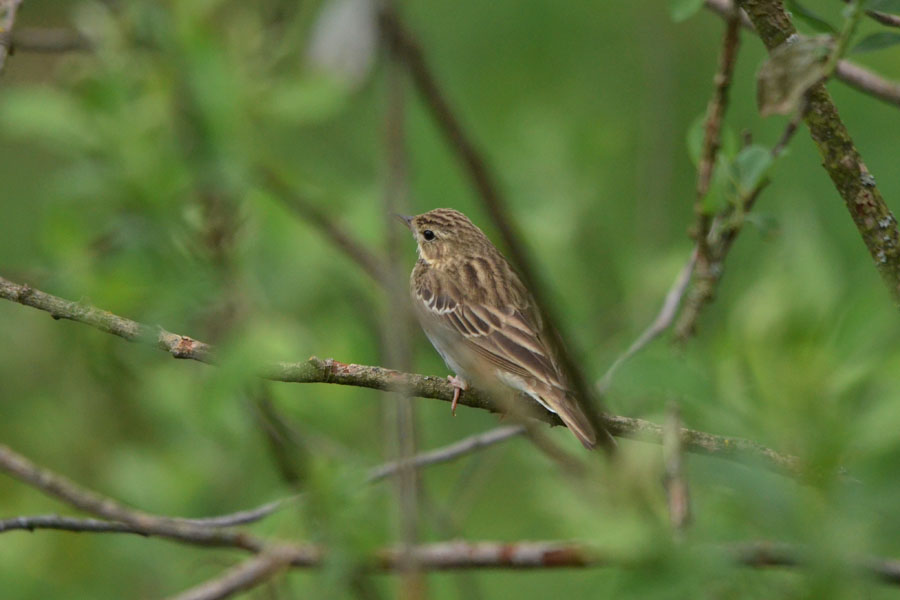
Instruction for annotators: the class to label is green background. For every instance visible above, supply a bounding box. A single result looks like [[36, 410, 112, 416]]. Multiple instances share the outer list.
[[2, 0, 900, 597]]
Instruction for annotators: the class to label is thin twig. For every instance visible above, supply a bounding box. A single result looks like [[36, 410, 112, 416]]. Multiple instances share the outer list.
[[367, 425, 526, 482], [0, 448, 885, 583], [840, 0, 900, 29], [379, 6, 615, 453], [0, 275, 812, 479], [676, 14, 742, 340], [0, 443, 273, 551], [704, 0, 900, 107], [663, 402, 691, 535], [675, 108, 804, 336], [262, 168, 390, 286], [0, 0, 23, 76], [597, 248, 697, 392], [167, 548, 297, 600]]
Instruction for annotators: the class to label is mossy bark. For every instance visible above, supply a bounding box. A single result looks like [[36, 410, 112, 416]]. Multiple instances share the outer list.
[[737, 0, 900, 302]]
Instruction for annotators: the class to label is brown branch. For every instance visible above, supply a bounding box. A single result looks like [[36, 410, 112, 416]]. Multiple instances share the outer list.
[[0, 443, 276, 551], [0, 0, 22, 76], [167, 548, 297, 600], [864, 9, 900, 29], [840, 0, 900, 29], [0, 445, 885, 584], [262, 168, 390, 286], [0, 274, 812, 479], [0, 515, 154, 536], [677, 15, 742, 340], [676, 108, 804, 336], [379, 6, 615, 453], [0, 498, 290, 535], [704, 0, 900, 107], [367, 425, 526, 482], [732, 0, 900, 303]]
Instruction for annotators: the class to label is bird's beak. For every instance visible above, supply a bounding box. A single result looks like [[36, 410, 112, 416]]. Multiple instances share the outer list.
[[395, 213, 414, 230]]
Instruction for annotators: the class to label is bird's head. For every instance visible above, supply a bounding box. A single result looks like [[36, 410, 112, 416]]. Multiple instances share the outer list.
[[398, 208, 489, 265]]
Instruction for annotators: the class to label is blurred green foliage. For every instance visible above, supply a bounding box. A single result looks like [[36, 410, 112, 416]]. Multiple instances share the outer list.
[[2, 0, 900, 598]]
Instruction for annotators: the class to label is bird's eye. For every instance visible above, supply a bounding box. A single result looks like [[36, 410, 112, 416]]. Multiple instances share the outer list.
[[422, 230, 435, 241]]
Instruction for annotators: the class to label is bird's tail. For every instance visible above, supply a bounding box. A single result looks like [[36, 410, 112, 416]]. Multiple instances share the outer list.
[[537, 388, 598, 450]]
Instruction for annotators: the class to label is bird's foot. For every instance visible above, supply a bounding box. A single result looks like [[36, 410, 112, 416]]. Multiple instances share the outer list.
[[447, 375, 468, 416]]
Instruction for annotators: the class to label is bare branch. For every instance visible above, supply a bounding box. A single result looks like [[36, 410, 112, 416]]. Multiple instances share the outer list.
[[676, 107, 804, 336], [704, 0, 900, 107], [864, 9, 900, 29], [0, 0, 23, 76], [0, 443, 291, 549], [0, 497, 292, 536], [167, 548, 296, 600], [0, 515, 152, 536], [598, 248, 697, 392], [262, 169, 390, 286], [367, 425, 526, 482], [677, 15, 742, 340], [0, 274, 812, 479]]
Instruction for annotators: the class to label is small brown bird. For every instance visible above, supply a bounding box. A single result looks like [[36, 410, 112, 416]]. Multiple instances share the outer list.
[[400, 208, 597, 449]]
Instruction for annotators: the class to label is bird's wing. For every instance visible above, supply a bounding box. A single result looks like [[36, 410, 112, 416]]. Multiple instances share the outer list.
[[413, 266, 563, 391], [414, 263, 598, 449]]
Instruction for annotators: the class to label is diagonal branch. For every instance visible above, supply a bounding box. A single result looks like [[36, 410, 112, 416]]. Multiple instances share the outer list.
[[598, 248, 697, 392], [0, 274, 808, 478], [367, 425, 526, 482], [0, 444, 887, 584], [262, 169, 390, 286], [731, 0, 900, 304], [167, 548, 297, 600]]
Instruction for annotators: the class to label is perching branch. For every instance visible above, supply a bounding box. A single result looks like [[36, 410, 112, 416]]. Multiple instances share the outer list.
[[704, 0, 900, 108], [0, 274, 809, 479], [731, 0, 900, 304]]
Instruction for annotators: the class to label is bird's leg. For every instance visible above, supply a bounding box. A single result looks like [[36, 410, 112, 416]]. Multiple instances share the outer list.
[[447, 375, 468, 416]]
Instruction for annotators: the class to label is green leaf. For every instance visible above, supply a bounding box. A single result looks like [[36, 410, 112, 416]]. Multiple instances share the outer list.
[[734, 145, 774, 194], [867, 0, 900, 14], [756, 35, 833, 117], [851, 32, 900, 54], [669, 0, 705, 22], [785, 0, 838, 33]]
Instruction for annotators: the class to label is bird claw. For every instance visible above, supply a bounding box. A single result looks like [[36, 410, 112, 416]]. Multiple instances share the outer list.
[[447, 375, 467, 416]]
